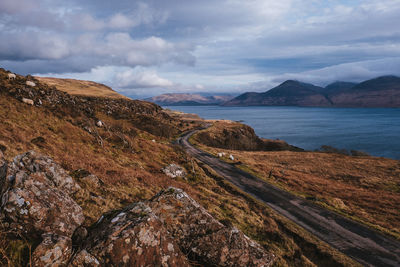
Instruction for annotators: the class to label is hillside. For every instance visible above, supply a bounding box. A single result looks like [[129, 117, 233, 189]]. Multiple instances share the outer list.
[[0, 68, 359, 266], [330, 76, 400, 107], [36, 76, 128, 99], [324, 81, 357, 94], [224, 80, 331, 106], [192, 123, 400, 240], [146, 93, 233, 106], [225, 76, 400, 107]]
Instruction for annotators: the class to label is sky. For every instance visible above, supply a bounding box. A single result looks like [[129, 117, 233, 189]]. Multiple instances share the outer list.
[[1, 0, 400, 98]]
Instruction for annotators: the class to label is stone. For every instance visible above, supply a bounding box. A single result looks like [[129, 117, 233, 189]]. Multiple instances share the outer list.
[[148, 187, 275, 267], [0, 151, 7, 196], [96, 120, 103, 127], [26, 81, 36, 87], [229, 154, 235, 160], [78, 202, 190, 267], [32, 233, 72, 267], [1, 151, 84, 238], [162, 164, 186, 178], [70, 250, 100, 267], [22, 97, 34, 105]]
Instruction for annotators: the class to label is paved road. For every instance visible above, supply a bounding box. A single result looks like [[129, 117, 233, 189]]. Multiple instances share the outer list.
[[177, 129, 400, 267]]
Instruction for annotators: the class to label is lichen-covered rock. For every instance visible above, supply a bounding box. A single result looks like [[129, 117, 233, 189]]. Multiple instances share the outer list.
[[78, 202, 190, 267], [0, 151, 274, 266], [32, 233, 72, 267], [148, 187, 275, 267], [162, 164, 186, 178], [0, 151, 7, 196], [70, 250, 100, 267], [1, 151, 84, 238]]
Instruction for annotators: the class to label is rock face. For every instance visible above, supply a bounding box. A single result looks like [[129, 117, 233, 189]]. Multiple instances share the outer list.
[[148, 188, 275, 266], [1, 151, 83, 238], [0, 151, 275, 266], [0, 151, 84, 266], [78, 202, 190, 267]]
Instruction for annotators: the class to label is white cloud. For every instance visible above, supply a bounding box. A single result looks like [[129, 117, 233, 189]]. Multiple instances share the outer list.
[[271, 57, 400, 86], [115, 68, 174, 89], [109, 13, 136, 28]]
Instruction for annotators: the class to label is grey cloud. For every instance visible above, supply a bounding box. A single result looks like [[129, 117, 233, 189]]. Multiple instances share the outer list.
[[1, 0, 400, 93], [0, 31, 70, 61]]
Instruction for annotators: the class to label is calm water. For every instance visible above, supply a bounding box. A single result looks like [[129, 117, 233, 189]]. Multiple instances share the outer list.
[[165, 106, 400, 159]]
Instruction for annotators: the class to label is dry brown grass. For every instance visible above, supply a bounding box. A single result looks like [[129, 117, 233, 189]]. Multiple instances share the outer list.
[[193, 122, 400, 239], [35, 77, 128, 99]]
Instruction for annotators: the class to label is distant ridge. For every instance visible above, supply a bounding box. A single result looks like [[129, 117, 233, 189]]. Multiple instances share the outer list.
[[146, 93, 234, 106], [223, 76, 400, 107], [224, 80, 330, 106], [36, 77, 128, 99]]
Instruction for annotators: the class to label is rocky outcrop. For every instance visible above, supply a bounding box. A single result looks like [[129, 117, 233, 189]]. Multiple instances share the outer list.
[[0, 151, 275, 266], [162, 164, 186, 178], [0, 151, 84, 266], [148, 188, 275, 266], [195, 123, 303, 152], [77, 201, 190, 267]]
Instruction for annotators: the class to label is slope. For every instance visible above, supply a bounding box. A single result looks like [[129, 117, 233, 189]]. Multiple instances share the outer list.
[[36, 76, 128, 99], [0, 68, 359, 266]]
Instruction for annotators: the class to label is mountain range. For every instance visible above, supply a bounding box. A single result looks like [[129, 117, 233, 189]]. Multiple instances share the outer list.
[[145, 93, 234, 106], [224, 76, 400, 107]]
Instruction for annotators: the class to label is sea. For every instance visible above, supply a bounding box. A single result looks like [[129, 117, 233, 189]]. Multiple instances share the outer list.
[[164, 105, 400, 160]]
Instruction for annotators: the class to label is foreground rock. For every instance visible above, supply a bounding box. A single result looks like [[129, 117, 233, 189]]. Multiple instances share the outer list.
[[149, 188, 275, 266], [0, 151, 84, 266], [0, 151, 275, 266]]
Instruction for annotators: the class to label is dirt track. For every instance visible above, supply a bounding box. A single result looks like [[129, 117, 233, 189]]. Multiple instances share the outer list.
[[177, 129, 400, 267]]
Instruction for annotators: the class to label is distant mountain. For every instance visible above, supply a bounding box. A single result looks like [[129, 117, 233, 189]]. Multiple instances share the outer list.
[[223, 76, 400, 107], [146, 93, 234, 106], [224, 80, 331, 106], [329, 76, 400, 107], [324, 81, 357, 94]]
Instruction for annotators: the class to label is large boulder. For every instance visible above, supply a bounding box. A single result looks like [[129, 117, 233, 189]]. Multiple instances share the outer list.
[[32, 233, 72, 267], [77, 202, 190, 267], [148, 188, 275, 267], [72, 188, 275, 266], [0, 151, 84, 238]]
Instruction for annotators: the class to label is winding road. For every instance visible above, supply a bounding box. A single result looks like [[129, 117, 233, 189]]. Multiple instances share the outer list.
[[177, 128, 400, 267]]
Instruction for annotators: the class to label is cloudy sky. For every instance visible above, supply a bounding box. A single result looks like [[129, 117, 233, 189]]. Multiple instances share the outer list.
[[1, 0, 400, 98]]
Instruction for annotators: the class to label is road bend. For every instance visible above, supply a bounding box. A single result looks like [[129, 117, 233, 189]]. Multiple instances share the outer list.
[[177, 129, 400, 267]]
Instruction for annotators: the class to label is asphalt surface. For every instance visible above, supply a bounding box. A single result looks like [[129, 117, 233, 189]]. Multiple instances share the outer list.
[[177, 129, 400, 267]]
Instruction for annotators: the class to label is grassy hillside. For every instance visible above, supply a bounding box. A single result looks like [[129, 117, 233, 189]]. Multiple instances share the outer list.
[[36, 77, 128, 99], [192, 122, 400, 239], [0, 68, 359, 266]]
